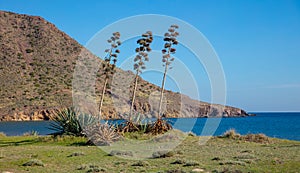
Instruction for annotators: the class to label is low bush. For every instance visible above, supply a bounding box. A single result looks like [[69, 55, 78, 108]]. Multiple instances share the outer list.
[[131, 161, 149, 167], [183, 160, 200, 167], [0, 132, 6, 137], [166, 169, 186, 173], [221, 129, 270, 144], [117, 113, 152, 133], [150, 119, 172, 135], [22, 159, 44, 167], [77, 164, 106, 172], [108, 150, 133, 157], [171, 159, 186, 164], [219, 160, 246, 166], [67, 152, 85, 157], [83, 122, 122, 146], [243, 133, 270, 144], [48, 107, 96, 136], [152, 150, 175, 158], [222, 129, 240, 139]]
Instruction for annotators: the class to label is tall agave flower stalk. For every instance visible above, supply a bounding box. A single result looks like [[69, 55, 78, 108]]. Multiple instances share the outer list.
[[99, 32, 121, 119], [130, 31, 153, 119], [158, 25, 179, 119]]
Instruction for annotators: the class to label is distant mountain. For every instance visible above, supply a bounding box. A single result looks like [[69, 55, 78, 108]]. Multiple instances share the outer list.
[[0, 11, 248, 121]]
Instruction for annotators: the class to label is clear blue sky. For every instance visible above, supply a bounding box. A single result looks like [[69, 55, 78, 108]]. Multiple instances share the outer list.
[[1, 0, 300, 112]]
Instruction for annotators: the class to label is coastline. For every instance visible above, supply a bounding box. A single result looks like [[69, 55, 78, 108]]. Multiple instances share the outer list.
[[1, 113, 299, 141]]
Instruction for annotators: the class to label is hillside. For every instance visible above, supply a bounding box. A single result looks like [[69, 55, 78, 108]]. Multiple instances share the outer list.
[[0, 11, 248, 121]]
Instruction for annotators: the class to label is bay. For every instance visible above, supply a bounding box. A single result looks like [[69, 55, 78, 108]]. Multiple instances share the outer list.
[[0, 112, 299, 141]]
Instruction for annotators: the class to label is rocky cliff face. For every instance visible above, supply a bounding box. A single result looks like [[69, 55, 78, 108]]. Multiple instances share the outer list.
[[0, 11, 249, 121]]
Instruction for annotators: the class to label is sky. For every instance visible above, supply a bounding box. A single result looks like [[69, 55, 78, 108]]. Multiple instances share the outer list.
[[1, 0, 300, 112]]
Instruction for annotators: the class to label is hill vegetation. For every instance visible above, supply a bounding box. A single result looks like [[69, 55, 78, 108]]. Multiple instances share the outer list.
[[0, 11, 248, 121]]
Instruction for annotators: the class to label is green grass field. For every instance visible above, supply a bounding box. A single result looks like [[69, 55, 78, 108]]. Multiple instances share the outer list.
[[0, 132, 299, 173]]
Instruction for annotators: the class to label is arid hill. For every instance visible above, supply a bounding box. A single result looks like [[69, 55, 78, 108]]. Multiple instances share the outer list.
[[0, 11, 248, 121]]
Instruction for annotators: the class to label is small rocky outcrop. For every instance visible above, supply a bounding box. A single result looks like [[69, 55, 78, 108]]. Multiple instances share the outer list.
[[0, 109, 55, 121]]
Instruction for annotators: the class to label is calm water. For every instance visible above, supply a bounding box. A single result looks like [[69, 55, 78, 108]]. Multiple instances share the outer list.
[[0, 112, 299, 141]]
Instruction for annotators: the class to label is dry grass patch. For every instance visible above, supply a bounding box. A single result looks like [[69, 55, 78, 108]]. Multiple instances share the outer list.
[[221, 129, 271, 144], [0, 132, 6, 137]]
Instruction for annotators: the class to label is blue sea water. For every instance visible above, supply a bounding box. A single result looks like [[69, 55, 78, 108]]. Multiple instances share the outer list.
[[169, 112, 300, 141], [0, 112, 299, 141]]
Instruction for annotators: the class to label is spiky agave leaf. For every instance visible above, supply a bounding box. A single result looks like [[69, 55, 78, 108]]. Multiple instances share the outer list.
[[48, 107, 96, 136]]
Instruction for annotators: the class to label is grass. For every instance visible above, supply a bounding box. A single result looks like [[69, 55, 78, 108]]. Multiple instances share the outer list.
[[0, 132, 299, 172]]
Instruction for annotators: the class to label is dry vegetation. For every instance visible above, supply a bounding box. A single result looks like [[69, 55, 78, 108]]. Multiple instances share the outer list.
[[0, 133, 299, 172]]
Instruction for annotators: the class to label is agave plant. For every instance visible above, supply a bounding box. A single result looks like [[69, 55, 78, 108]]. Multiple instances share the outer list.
[[99, 32, 121, 119], [158, 24, 179, 117], [150, 25, 179, 135], [48, 107, 96, 136], [130, 31, 153, 116], [150, 119, 172, 135], [83, 122, 122, 146], [119, 32, 153, 133]]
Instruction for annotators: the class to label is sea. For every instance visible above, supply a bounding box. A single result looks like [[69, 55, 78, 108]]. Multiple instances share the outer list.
[[0, 112, 299, 141]]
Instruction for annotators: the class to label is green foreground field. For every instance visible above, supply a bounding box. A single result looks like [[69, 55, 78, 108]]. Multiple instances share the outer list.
[[0, 132, 299, 173]]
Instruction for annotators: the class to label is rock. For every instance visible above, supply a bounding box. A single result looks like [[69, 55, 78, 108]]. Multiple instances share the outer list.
[[191, 168, 205, 172], [0, 109, 55, 121]]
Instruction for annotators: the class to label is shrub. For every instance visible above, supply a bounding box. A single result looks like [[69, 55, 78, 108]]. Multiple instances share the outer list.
[[171, 159, 186, 164], [0, 132, 6, 137], [118, 113, 152, 133], [152, 150, 175, 158], [77, 164, 106, 172], [183, 160, 200, 167], [150, 119, 172, 135], [221, 129, 271, 144], [219, 160, 246, 166], [118, 120, 139, 133], [166, 170, 186, 173], [131, 161, 149, 167], [222, 129, 241, 139], [109, 150, 133, 157], [67, 152, 85, 157], [242, 133, 270, 144], [83, 122, 122, 146], [48, 107, 96, 136], [22, 159, 44, 167], [212, 157, 221, 161]]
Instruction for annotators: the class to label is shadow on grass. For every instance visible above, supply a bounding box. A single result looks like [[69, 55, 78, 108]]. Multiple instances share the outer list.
[[262, 144, 300, 148], [68, 141, 91, 146], [0, 138, 40, 147], [0, 135, 108, 147]]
